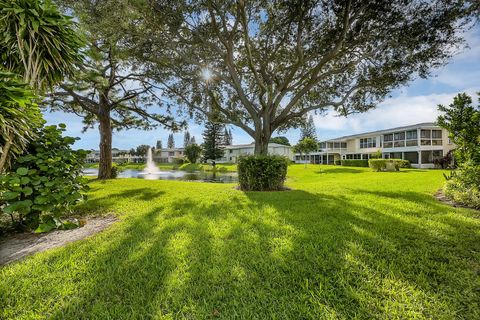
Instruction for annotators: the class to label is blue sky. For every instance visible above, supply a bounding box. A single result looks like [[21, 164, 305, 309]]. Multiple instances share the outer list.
[[43, 26, 480, 150]]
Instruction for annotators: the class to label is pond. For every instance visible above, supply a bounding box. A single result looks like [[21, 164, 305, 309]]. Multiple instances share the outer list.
[[82, 168, 238, 183]]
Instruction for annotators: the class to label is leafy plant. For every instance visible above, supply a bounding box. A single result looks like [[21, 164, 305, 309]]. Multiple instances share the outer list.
[[0, 71, 44, 173], [444, 162, 480, 209], [0, 124, 89, 230], [0, 0, 83, 90], [237, 155, 288, 191]]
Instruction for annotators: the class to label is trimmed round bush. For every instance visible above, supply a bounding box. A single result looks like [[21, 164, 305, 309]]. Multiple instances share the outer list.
[[368, 159, 410, 171], [237, 155, 288, 191]]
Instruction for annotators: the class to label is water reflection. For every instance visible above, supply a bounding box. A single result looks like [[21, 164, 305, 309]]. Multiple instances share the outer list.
[[82, 168, 238, 183]]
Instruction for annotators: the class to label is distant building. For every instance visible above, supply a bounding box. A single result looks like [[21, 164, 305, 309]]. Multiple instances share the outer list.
[[85, 143, 294, 164], [217, 143, 294, 163], [85, 149, 142, 163], [294, 122, 454, 168], [153, 148, 185, 163]]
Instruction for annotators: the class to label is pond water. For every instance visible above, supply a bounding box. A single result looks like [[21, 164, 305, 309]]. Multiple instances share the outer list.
[[82, 168, 238, 183]]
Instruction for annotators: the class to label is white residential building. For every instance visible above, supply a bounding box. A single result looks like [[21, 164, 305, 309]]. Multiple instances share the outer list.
[[218, 143, 294, 163], [294, 122, 454, 168]]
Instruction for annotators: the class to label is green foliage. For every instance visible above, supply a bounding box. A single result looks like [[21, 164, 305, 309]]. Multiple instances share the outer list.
[[437, 93, 480, 165], [237, 155, 288, 191], [167, 134, 175, 148], [110, 163, 119, 179], [202, 121, 225, 161], [269, 136, 290, 146], [137, 1, 473, 155], [341, 159, 369, 167], [368, 159, 410, 172], [0, 0, 83, 89], [293, 138, 318, 155], [371, 150, 383, 159], [134, 144, 150, 157], [184, 143, 202, 163], [0, 124, 89, 229], [0, 71, 44, 172], [172, 158, 184, 165], [300, 115, 317, 141], [444, 162, 480, 209]]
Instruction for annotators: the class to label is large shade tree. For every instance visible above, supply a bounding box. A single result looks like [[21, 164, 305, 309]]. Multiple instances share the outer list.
[[136, 0, 474, 155], [48, 0, 183, 179]]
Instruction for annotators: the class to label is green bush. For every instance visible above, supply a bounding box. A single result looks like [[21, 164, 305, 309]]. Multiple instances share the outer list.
[[111, 163, 119, 178], [444, 162, 480, 209], [173, 157, 184, 165], [0, 124, 88, 231], [237, 155, 288, 191], [341, 159, 369, 167], [368, 159, 410, 171]]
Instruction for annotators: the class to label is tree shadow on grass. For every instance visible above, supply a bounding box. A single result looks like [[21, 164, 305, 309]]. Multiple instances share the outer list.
[[1, 186, 479, 319]]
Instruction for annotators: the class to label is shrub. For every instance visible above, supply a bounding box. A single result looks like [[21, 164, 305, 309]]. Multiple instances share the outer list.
[[369, 159, 387, 171], [111, 163, 119, 178], [444, 163, 480, 209], [0, 124, 88, 231], [341, 159, 369, 167], [368, 159, 410, 171], [237, 155, 288, 191], [173, 157, 184, 165]]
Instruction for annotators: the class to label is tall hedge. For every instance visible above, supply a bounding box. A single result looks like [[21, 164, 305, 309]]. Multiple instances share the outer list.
[[237, 155, 288, 191], [341, 159, 369, 167]]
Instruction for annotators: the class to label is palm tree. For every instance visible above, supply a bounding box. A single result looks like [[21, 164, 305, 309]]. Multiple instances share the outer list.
[[0, 72, 43, 172], [0, 0, 83, 90], [0, 0, 83, 171]]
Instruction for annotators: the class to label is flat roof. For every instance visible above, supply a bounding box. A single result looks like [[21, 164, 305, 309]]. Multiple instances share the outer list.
[[323, 122, 438, 142]]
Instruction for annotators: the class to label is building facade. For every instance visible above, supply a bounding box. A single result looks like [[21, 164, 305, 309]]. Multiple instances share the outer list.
[[294, 123, 454, 168], [153, 148, 184, 163], [218, 143, 294, 163]]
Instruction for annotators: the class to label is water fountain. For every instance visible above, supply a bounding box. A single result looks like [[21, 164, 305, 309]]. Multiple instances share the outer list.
[[138, 147, 163, 179], [143, 147, 159, 174]]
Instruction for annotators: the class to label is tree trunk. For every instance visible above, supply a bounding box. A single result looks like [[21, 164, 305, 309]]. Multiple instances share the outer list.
[[0, 131, 14, 173], [254, 126, 271, 156], [98, 112, 113, 179]]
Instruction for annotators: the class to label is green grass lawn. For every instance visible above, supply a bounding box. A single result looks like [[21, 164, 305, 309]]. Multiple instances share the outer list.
[[1, 165, 479, 319]]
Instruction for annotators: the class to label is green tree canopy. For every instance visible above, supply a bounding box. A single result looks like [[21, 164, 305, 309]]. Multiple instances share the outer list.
[[437, 93, 480, 165], [269, 136, 290, 146], [294, 138, 319, 167], [202, 121, 225, 163], [46, 0, 183, 179], [300, 115, 317, 141], [134, 0, 474, 155], [184, 143, 202, 163]]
